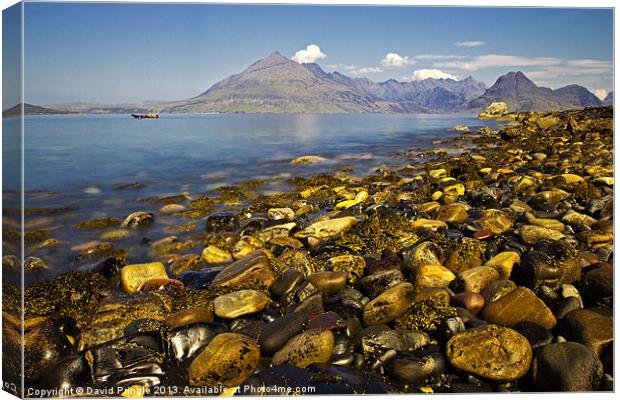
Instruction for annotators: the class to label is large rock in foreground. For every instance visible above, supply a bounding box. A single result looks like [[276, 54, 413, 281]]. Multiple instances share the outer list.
[[188, 332, 260, 387], [530, 341, 603, 391], [447, 324, 532, 381]]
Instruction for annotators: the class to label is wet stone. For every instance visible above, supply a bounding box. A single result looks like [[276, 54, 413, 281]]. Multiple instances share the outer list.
[[121, 211, 154, 228], [258, 312, 307, 356], [447, 324, 532, 382], [365, 248, 402, 274], [307, 271, 348, 294], [25, 256, 50, 273], [270, 268, 304, 300], [553, 296, 582, 320], [201, 245, 233, 264], [165, 307, 214, 329], [363, 282, 415, 326], [387, 347, 445, 385], [582, 263, 612, 306], [326, 254, 366, 283], [120, 262, 168, 293], [178, 270, 220, 290], [213, 289, 271, 318], [89, 256, 127, 279], [205, 212, 237, 233], [357, 269, 405, 299], [272, 328, 335, 368], [451, 265, 499, 294], [512, 321, 553, 350], [2, 255, 21, 273], [451, 292, 484, 314], [188, 332, 260, 387], [414, 263, 456, 290], [307, 311, 346, 330], [473, 230, 492, 240], [168, 253, 204, 275], [231, 319, 266, 342], [520, 239, 581, 290], [141, 277, 185, 292], [293, 293, 325, 316], [239, 363, 396, 395], [530, 341, 603, 391], [482, 286, 557, 329], [211, 250, 275, 289], [559, 308, 613, 356]]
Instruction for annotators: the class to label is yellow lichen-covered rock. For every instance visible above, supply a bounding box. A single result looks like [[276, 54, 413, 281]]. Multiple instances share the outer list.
[[325, 254, 366, 283], [403, 241, 443, 270], [290, 155, 328, 165], [267, 207, 295, 221], [336, 190, 368, 209], [520, 225, 565, 245], [100, 229, 130, 241], [272, 329, 335, 368], [214, 290, 271, 318], [482, 287, 556, 329], [475, 209, 513, 234], [479, 102, 508, 119], [436, 203, 470, 223], [515, 176, 537, 194], [120, 262, 168, 292], [294, 217, 358, 241], [412, 219, 448, 232], [417, 201, 441, 216], [524, 212, 565, 232], [442, 183, 465, 196], [429, 169, 448, 179], [189, 333, 260, 387], [454, 266, 500, 293], [160, 204, 185, 214], [201, 245, 233, 264], [211, 250, 275, 288], [414, 263, 456, 290], [484, 251, 520, 280], [256, 222, 296, 243], [562, 210, 597, 229], [447, 324, 532, 381], [363, 282, 415, 325], [231, 236, 264, 260]]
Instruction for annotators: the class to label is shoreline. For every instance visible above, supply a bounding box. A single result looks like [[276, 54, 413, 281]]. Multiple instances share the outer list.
[[3, 106, 614, 394]]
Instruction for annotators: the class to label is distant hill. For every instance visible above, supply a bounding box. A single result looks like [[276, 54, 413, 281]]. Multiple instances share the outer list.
[[604, 91, 613, 104], [2, 103, 70, 118], [467, 71, 602, 111], [50, 52, 605, 114]]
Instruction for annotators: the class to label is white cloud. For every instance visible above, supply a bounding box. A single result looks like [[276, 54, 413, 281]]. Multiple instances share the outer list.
[[381, 52, 415, 67], [327, 64, 383, 75], [348, 66, 383, 75], [594, 89, 608, 100], [414, 54, 467, 60], [292, 44, 326, 64], [434, 54, 561, 71], [412, 69, 458, 81], [454, 40, 486, 48]]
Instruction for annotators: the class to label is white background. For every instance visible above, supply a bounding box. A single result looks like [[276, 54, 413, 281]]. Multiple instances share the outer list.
[[0, 0, 616, 399]]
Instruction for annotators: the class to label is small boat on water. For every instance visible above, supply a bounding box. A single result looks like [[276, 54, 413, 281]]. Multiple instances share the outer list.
[[132, 112, 159, 119]]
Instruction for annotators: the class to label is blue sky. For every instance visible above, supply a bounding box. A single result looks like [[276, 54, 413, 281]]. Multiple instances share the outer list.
[[11, 3, 615, 105]]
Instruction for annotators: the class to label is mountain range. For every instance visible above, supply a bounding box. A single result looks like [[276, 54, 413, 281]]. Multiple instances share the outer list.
[[2, 103, 72, 119], [18, 51, 609, 115]]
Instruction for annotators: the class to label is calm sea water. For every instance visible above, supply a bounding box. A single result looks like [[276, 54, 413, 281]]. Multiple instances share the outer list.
[[6, 113, 493, 194]]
